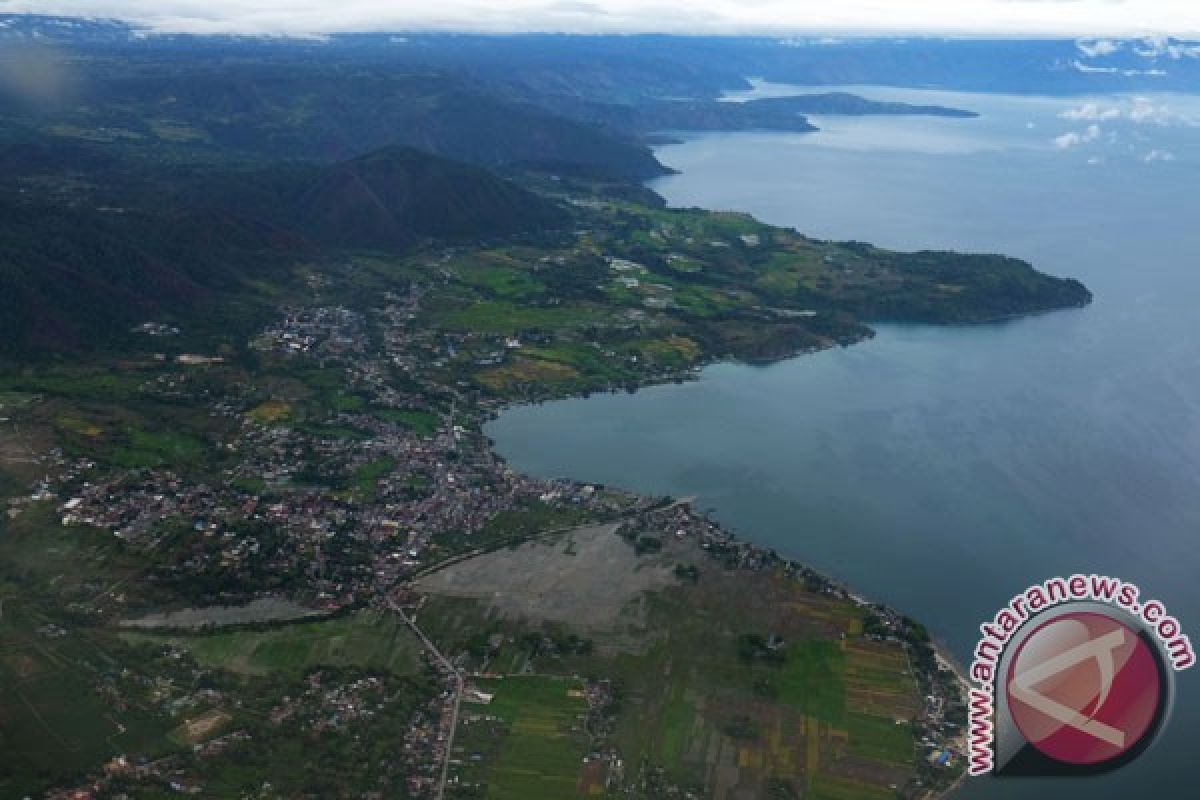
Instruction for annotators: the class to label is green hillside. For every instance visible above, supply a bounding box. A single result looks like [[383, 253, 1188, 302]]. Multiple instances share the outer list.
[[0, 143, 568, 355]]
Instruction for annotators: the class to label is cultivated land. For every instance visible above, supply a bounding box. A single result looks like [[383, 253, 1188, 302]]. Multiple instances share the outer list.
[[0, 186, 1024, 795], [122, 609, 423, 677], [456, 675, 592, 800], [0, 188, 1041, 796], [414, 523, 933, 800]]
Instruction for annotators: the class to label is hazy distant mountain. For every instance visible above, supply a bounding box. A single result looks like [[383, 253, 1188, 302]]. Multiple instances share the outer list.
[[4, 16, 1198, 97], [543, 91, 975, 136], [0, 37, 670, 179], [0, 14, 133, 43]]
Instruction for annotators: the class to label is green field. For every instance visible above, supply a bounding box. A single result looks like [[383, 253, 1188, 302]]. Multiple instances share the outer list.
[[521, 344, 640, 385], [775, 640, 848, 723], [123, 610, 421, 677], [0, 592, 178, 797], [351, 456, 397, 499], [435, 301, 597, 333], [0, 367, 145, 400], [372, 407, 441, 436], [844, 712, 914, 765], [0, 503, 156, 606], [110, 426, 209, 469], [293, 421, 370, 440], [810, 773, 896, 800], [657, 680, 697, 768], [471, 676, 590, 800], [458, 260, 547, 303], [425, 558, 920, 799], [428, 501, 595, 560]]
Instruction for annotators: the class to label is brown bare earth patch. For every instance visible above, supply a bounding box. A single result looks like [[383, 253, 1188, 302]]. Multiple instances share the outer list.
[[172, 709, 232, 745], [3, 651, 45, 680]]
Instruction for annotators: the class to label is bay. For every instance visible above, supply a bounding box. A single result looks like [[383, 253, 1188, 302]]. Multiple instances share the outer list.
[[488, 83, 1200, 796]]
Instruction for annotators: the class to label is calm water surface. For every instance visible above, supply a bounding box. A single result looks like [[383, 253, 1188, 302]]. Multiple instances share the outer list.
[[488, 83, 1200, 796]]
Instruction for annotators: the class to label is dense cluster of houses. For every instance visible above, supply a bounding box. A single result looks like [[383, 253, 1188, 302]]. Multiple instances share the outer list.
[[21, 259, 967, 798]]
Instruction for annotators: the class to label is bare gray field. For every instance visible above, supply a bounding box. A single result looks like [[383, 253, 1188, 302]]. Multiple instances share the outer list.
[[119, 596, 327, 630], [415, 523, 686, 629]]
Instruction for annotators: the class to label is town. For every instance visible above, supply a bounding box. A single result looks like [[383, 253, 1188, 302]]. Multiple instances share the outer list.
[[5, 248, 967, 799]]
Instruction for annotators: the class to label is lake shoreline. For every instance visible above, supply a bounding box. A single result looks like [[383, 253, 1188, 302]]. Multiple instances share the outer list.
[[482, 314, 1025, 793], [492, 84, 1200, 798]]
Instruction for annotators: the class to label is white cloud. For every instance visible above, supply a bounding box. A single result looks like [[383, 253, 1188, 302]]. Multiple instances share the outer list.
[[1072, 60, 1119, 74], [1060, 102, 1122, 121], [1129, 96, 1175, 124], [1143, 149, 1177, 162], [1135, 35, 1200, 59], [2, 1, 1199, 36], [1054, 132, 1082, 149], [1054, 123, 1102, 149], [1077, 38, 1122, 58], [1070, 58, 1167, 76], [1072, 57, 1171, 75], [1059, 97, 1191, 127]]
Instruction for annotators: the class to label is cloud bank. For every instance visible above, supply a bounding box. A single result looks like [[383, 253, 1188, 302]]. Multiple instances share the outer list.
[[1, 0, 1198, 37], [1054, 124, 1103, 149], [1059, 97, 1193, 126]]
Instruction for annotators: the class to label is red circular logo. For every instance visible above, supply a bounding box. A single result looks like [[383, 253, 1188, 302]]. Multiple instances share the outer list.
[[1006, 611, 1163, 766]]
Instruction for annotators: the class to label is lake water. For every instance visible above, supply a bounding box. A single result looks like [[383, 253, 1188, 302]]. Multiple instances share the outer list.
[[487, 83, 1200, 796]]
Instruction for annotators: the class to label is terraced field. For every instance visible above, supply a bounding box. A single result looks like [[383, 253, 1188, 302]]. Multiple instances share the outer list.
[[460, 676, 592, 800], [420, 530, 926, 799]]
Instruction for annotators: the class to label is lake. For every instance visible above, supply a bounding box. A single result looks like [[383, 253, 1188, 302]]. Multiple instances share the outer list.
[[487, 83, 1200, 796]]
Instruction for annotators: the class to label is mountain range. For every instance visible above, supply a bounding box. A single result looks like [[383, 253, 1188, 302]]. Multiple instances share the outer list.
[[0, 143, 567, 353]]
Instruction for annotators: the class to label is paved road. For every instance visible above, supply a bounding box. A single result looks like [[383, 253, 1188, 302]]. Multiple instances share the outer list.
[[388, 597, 463, 800]]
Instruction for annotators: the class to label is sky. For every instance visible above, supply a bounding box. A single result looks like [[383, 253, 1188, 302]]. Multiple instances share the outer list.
[[1, 1, 1198, 37]]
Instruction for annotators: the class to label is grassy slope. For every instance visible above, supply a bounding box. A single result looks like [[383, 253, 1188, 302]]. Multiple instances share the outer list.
[[122, 610, 421, 677]]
